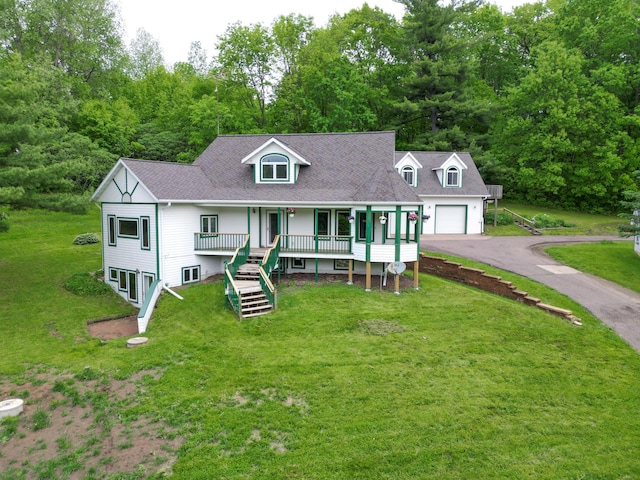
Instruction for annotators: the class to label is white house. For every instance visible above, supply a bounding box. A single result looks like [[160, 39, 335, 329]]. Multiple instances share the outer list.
[[92, 131, 488, 320]]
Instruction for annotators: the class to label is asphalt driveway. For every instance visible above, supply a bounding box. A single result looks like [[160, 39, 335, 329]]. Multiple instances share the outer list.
[[423, 234, 640, 353]]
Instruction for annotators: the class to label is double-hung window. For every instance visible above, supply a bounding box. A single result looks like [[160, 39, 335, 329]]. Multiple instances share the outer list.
[[402, 166, 415, 186], [446, 167, 460, 187], [201, 215, 218, 235]]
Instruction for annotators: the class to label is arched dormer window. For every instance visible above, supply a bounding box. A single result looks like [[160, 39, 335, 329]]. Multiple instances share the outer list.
[[402, 166, 416, 186], [261, 154, 289, 181], [446, 167, 460, 187]]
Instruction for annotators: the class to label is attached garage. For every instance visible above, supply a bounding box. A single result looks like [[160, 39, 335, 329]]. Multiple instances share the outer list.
[[434, 205, 467, 234]]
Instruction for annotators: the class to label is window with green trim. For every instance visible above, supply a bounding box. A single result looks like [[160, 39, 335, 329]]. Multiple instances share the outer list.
[[446, 167, 460, 187], [200, 215, 218, 235], [118, 218, 138, 238], [261, 154, 289, 181], [108, 215, 116, 246], [356, 212, 373, 242], [317, 210, 330, 236], [141, 217, 150, 250]]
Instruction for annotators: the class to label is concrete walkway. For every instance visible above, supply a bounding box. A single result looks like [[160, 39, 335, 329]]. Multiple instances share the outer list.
[[423, 234, 640, 353]]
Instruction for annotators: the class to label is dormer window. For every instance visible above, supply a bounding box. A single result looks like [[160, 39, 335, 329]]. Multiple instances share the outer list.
[[261, 154, 289, 181], [402, 166, 416, 186], [446, 167, 460, 187]]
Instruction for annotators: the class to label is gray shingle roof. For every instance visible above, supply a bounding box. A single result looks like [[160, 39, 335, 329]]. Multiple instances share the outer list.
[[396, 151, 489, 197], [107, 134, 487, 204]]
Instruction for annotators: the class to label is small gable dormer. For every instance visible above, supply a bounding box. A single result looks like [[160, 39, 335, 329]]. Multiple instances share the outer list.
[[394, 152, 423, 187], [241, 137, 310, 184], [433, 153, 467, 188]]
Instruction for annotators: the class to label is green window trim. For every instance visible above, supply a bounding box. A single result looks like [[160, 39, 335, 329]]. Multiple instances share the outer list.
[[402, 166, 416, 186], [200, 215, 219, 237], [107, 215, 116, 246], [445, 167, 461, 188], [317, 210, 331, 237], [118, 217, 139, 239], [141, 216, 150, 250]]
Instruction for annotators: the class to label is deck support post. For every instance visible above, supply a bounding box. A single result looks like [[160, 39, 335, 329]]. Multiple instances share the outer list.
[[414, 260, 419, 290], [365, 262, 371, 292], [347, 260, 353, 285]]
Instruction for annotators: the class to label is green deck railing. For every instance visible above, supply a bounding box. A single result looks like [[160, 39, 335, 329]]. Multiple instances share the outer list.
[[279, 234, 352, 254], [224, 235, 250, 317]]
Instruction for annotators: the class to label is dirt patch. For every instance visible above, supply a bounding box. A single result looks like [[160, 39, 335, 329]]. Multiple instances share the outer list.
[[87, 315, 139, 340], [0, 368, 182, 479]]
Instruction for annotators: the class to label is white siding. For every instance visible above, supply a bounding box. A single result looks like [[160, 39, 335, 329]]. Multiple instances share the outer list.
[[352, 243, 417, 263], [102, 203, 157, 305], [159, 205, 225, 287]]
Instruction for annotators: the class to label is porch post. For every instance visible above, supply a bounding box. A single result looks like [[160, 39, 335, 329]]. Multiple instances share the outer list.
[[365, 262, 371, 291], [347, 259, 353, 285], [414, 258, 419, 290], [395, 205, 401, 262], [365, 206, 372, 292]]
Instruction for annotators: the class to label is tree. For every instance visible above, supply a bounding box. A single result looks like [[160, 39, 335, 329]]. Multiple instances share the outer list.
[[393, 0, 489, 150], [618, 171, 640, 238], [1, 0, 126, 95], [0, 54, 116, 212], [215, 22, 276, 128], [127, 28, 164, 80], [490, 41, 634, 211]]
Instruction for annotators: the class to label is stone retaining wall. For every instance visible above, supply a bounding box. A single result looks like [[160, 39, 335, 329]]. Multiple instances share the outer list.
[[418, 254, 581, 325]]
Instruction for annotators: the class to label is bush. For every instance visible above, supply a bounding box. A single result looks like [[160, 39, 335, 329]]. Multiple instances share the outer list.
[[0, 212, 9, 232], [64, 273, 113, 296], [531, 214, 576, 228], [73, 233, 100, 245], [485, 211, 513, 226]]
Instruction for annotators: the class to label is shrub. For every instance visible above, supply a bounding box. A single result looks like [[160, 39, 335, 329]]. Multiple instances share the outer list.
[[73, 233, 100, 245], [531, 214, 576, 228], [0, 212, 9, 232], [485, 211, 513, 226], [64, 273, 113, 296]]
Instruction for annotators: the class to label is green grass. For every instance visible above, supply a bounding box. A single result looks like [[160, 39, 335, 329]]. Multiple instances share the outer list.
[[545, 240, 640, 294], [3, 209, 640, 478], [485, 201, 622, 236]]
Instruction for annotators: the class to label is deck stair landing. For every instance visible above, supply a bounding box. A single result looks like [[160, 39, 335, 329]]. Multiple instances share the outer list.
[[235, 249, 272, 318]]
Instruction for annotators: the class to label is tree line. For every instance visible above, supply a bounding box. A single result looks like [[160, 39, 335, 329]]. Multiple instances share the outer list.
[[1, 0, 639, 215]]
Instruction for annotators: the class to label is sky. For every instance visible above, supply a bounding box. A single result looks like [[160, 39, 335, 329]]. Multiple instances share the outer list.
[[118, 0, 532, 66]]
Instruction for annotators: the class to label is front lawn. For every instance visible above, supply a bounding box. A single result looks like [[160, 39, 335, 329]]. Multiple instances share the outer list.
[[2, 209, 640, 479], [545, 240, 640, 294]]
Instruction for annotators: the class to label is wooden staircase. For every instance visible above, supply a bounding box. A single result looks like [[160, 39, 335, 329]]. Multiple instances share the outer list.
[[234, 249, 273, 318], [504, 208, 542, 235]]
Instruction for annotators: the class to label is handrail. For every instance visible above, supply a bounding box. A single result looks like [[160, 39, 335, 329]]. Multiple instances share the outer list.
[[261, 235, 281, 279], [503, 208, 541, 235], [224, 269, 242, 318], [258, 268, 276, 308]]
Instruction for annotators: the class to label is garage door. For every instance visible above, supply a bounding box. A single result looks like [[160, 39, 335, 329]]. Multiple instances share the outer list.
[[435, 205, 467, 234]]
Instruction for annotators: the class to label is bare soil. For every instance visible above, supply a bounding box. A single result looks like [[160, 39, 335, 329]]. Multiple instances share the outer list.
[[0, 369, 182, 479]]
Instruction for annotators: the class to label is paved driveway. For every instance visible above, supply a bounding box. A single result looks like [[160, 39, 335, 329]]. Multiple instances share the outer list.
[[423, 235, 640, 353]]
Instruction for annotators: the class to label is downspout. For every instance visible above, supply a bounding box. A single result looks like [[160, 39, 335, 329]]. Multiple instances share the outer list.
[[159, 202, 171, 286]]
